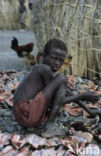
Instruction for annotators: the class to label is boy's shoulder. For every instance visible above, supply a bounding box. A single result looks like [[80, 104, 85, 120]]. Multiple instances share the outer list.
[[32, 64, 51, 72]]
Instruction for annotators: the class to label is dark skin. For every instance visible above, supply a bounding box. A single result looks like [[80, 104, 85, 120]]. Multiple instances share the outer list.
[[13, 47, 100, 126]]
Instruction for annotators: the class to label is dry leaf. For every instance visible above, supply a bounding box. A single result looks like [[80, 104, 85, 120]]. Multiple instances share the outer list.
[[0, 146, 17, 156], [64, 104, 83, 116], [70, 128, 93, 143]]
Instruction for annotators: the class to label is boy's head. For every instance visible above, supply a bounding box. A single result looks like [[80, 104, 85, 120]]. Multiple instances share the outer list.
[[43, 39, 68, 72], [44, 39, 67, 56]]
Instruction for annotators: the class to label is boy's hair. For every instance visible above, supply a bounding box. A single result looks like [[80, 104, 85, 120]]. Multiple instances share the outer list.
[[44, 39, 67, 56]]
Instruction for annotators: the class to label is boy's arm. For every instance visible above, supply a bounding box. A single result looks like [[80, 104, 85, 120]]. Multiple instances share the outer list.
[[77, 100, 101, 116], [64, 89, 100, 116], [63, 94, 82, 104], [39, 64, 53, 86], [64, 90, 99, 103]]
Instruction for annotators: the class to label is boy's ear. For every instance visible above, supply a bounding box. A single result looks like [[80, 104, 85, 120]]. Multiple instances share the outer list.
[[43, 52, 45, 57], [39, 55, 44, 63]]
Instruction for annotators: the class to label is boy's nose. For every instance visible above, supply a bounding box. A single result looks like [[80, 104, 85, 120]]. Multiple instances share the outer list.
[[55, 60, 60, 66]]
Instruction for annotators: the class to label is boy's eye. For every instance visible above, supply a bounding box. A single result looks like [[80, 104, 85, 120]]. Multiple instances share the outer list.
[[51, 56, 64, 62], [51, 56, 56, 60], [60, 59, 64, 62]]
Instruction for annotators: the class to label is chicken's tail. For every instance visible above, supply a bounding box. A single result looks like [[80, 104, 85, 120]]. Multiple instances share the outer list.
[[11, 37, 19, 49]]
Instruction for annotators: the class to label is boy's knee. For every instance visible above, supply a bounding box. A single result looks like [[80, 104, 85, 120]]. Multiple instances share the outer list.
[[56, 85, 66, 98], [59, 84, 66, 92], [43, 65, 52, 75]]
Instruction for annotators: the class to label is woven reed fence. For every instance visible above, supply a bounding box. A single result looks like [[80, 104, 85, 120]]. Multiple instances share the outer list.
[[31, 0, 101, 79]]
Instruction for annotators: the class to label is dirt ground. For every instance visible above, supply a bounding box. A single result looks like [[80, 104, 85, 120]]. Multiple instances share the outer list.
[[0, 30, 38, 72]]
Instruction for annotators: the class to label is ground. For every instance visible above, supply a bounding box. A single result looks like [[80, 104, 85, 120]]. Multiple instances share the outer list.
[[0, 30, 101, 155]]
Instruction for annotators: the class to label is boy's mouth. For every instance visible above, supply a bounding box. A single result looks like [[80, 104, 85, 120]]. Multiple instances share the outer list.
[[52, 65, 60, 71]]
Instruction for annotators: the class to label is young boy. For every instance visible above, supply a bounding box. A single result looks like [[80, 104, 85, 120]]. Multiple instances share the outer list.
[[13, 39, 99, 135]]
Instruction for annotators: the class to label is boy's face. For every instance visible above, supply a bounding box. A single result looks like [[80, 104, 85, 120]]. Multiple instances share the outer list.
[[45, 47, 67, 72]]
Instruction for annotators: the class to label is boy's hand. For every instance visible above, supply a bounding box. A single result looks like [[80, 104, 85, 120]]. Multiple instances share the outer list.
[[80, 92, 99, 103]]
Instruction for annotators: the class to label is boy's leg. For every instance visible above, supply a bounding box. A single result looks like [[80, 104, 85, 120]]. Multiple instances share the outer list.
[[42, 73, 67, 109], [41, 84, 67, 138], [48, 84, 67, 121], [39, 66, 66, 112]]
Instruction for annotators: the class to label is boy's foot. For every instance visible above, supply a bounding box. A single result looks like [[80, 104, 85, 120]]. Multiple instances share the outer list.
[[41, 121, 66, 138]]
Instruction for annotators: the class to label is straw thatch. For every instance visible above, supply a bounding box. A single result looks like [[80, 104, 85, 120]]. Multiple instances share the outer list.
[[31, 0, 101, 79], [0, 0, 19, 29]]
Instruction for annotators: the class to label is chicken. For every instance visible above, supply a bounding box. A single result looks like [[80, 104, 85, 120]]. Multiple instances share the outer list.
[[11, 37, 35, 70], [58, 55, 72, 74]]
